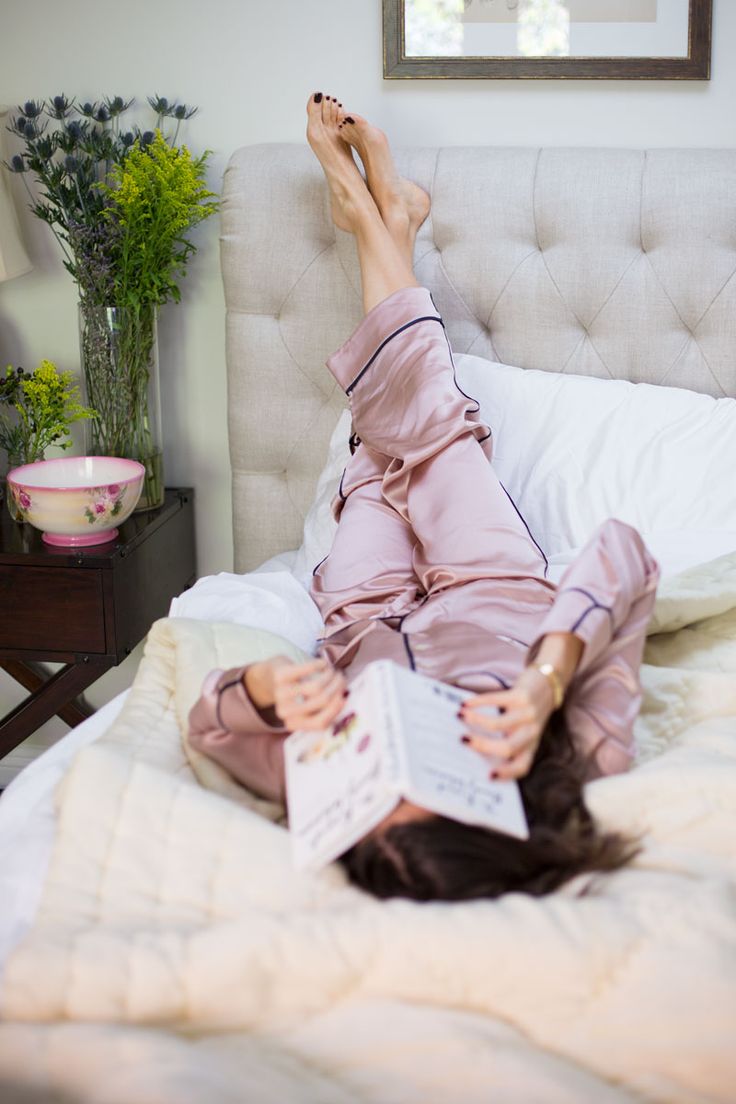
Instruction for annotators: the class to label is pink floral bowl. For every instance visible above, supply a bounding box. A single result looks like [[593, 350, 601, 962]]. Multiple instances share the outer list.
[[6, 456, 145, 547]]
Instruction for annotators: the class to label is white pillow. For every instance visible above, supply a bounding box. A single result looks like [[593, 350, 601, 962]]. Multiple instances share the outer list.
[[293, 359, 736, 583], [291, 409, 352, 586], [455, 355, 736, 576]]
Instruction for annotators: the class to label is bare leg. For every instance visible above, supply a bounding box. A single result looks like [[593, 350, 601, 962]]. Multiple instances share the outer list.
[[306, 92, 420, 314], [338, 111, 430, 273]]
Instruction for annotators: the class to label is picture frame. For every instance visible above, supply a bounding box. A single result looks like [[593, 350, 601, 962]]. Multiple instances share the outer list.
[[383, 0, 712, 80]]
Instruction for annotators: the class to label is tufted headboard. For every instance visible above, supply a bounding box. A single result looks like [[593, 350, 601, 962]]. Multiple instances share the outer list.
[[221, 144, 736, 572]]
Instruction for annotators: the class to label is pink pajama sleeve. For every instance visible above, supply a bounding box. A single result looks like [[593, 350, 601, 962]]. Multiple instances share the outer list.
[[187, 666, 289, 802], [528, 518, 661, 776]]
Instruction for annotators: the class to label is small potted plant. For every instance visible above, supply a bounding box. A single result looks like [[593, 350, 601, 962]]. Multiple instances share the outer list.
[[0, 359, 96, 521]]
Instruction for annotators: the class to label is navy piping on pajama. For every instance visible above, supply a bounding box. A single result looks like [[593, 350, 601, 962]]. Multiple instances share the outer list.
[[345, 315, 444, 394], [215, 675, 244, 729], [427, 290, 484, 420], [498, 481, 549, 579], [561, 586, 615, 634], [312, 554, 329, 577], [396, 611, 417, 670], [345, 306, 491, 456], [460, 669, 510, 690]]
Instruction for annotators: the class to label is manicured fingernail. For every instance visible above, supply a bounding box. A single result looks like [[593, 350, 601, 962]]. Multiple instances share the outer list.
[[342, 689, 349, 698], [338, 102, 343, 106], [489, 770, 498, 780], [345, 116, 355, 124], [456, 710, 464, 719], [314, 92, 323, 103], [460, 735, 471, 745]]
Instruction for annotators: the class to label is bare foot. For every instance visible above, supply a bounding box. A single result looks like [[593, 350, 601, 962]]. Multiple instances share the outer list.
[[305, 92, 371, 232], [338, 113, 430, 246]]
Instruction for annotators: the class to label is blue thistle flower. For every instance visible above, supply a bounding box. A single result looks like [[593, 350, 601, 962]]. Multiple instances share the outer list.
[[94, 105, 111, 123], [147, 95, 170, 115], [173, 104, 198, 121], [104, 95, 133, 116], [79, 102, 98, 118], [49, 94, 73, 119], [20, 100, 44, 118], [19, 118, 39, 140], [64, 155, 80, 173], [140, 130, 155, 147], [9, 155, 26, 173]]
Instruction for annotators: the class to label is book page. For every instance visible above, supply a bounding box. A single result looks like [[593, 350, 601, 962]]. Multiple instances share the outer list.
[[388, 663, 529, 841], [284, 667, 398, 871]]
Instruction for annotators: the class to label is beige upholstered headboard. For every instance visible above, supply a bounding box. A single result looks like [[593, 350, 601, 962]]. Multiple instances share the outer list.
[[221, 144, 736, 572]]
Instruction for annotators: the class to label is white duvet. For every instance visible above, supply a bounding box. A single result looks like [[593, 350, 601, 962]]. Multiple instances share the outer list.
[[1, 553, 735, 1103]]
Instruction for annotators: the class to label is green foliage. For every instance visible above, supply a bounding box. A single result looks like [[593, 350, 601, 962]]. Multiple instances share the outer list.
[[101, 131, 219, 310], [6, 96, 219, 311], [0, 360, 96, 464]]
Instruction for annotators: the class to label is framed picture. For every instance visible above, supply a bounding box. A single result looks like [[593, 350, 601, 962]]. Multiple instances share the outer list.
[[383, 0, 712, 80]]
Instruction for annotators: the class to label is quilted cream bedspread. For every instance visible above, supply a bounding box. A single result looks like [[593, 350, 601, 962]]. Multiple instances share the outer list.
[[1, 554, 736, 1104]]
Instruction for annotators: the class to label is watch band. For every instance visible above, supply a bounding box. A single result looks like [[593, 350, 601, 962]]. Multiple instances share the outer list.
[[531, 662, 564, 710]]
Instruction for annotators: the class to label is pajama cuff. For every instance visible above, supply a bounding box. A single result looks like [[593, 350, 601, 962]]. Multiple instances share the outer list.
[[527, 587, 614, 671], [326, 286, 440, 394], [215, 665, 287, 736]]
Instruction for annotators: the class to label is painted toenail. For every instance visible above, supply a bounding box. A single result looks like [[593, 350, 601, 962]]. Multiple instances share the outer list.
[[314, 92, 323, 103], [345, 117, 355, 124]]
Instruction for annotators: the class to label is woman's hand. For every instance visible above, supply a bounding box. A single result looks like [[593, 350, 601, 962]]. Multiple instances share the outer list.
[[460, 667, 557, 780], [460, 632, 584, 780], [272, 657, 348, 732]]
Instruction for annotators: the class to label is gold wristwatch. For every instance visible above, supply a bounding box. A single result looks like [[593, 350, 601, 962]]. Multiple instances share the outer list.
[[531, 662, 564, 710]]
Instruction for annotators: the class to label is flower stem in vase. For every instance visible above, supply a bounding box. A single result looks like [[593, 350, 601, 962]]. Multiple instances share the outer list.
[[79, 302, 164, 511]]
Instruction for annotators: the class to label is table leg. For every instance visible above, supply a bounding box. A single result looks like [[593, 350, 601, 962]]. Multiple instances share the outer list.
[[0, 658, 113, 759], [1, 659, 97, 728]]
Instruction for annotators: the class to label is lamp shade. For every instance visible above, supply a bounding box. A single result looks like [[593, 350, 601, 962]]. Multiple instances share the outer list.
[[0, 106, 32, 283]]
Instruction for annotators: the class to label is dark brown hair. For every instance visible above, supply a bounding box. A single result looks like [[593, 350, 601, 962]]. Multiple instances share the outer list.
[[341, 712, 640, 901]]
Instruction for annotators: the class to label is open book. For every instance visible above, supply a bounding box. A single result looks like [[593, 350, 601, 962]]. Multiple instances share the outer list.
[[284, 660, 530, 871]]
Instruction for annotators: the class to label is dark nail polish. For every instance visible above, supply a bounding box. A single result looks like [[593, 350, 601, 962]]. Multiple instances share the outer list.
[[345, 116, 355, 124], [456, 710, 464, 719], [460, 735, 471, 745], [343, 689, 350, 698], [489, 770, 498, 780], [314, 92, 323, 103]]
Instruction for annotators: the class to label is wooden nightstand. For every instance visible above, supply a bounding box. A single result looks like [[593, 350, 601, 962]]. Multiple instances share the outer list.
[[0, 487, 196, 759]]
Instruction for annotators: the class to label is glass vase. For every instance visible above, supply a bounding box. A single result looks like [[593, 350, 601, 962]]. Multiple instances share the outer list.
[[78, 301, 164, 512], [4, 450, 44, 522]]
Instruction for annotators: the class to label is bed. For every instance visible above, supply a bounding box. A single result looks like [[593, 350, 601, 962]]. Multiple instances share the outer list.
[[0, 144, 735, 1104]]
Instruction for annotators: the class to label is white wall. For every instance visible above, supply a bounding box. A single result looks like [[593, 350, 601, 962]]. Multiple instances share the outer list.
[[0, 0, 733, 774]]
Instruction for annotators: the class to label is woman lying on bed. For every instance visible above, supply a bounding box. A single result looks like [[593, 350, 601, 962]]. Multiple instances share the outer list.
[[189, 92, 661, 901]]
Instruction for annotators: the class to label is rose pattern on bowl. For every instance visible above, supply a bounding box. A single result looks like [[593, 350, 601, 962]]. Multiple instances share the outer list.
[[11, 487, 32, 519], [83, 484, 126, 526]]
